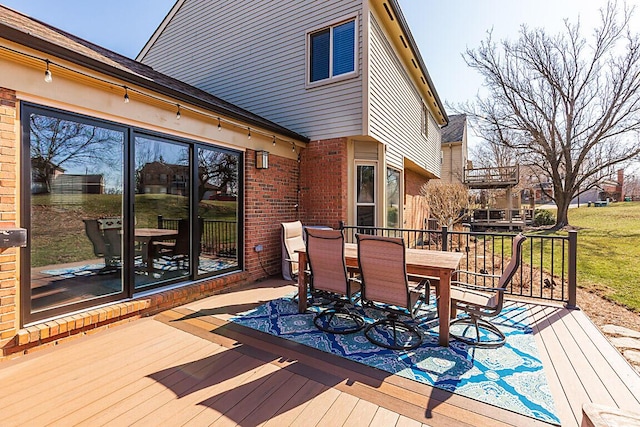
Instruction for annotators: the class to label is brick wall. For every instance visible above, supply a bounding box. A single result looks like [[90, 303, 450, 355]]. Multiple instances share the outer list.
[[244, 149, 300, 282], [0, 88, 18, 348], [299, 138, 348, 229]]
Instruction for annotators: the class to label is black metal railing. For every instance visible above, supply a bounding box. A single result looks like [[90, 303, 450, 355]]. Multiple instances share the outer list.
[[157, 216, 237, 259], [340, 222, 577, 307]]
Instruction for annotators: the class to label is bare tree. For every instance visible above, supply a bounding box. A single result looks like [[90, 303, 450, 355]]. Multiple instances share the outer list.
[[421, 181, 469, 228], [461, 1, 640, 228], [30, 115, 121, 192]]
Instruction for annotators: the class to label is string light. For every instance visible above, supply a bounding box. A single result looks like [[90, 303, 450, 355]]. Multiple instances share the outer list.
[[1, 46, 306, 150], [44, 59, 52, 83]]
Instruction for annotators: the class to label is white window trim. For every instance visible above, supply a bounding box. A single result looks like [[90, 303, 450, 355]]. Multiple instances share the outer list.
[[305, 14, 359, 89], [385, 166, 403, 228], [355, 161, 378, 227]]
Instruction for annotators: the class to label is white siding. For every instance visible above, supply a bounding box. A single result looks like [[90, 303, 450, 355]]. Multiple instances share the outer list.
[[140, 0, 364, 141], [368, 13, 441, 176]]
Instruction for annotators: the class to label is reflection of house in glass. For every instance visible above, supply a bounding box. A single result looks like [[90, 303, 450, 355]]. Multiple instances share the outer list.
[[137, 161, 236, 200], [51, 174, 104, 194], [30, 159, 104, 195], [138, 161, 189, 195]]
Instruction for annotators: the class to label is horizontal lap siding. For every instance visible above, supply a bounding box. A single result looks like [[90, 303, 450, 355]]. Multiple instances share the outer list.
[[141, 0, 364, 140], [368, 14, 440, 175]]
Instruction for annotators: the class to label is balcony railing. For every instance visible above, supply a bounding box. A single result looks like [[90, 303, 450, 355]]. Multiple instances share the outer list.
[[340, 222, 577, 307], [157, 215, 237, 258], [464, 165, 519, 188]]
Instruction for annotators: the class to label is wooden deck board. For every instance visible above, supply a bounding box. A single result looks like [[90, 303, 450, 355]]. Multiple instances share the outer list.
[[1, 279, 639, 427], [525, 303, 577, 426]]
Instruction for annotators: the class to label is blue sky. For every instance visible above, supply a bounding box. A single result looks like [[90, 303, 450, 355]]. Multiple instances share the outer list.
[[2, 0, 638, 113]]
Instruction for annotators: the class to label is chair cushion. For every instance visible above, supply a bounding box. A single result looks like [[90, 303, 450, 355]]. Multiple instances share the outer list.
[[451, 286, 499, 309]]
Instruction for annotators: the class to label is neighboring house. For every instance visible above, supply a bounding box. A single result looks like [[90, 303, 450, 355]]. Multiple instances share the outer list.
[[440, 114, 467, 184], [137, 0, 449, 230]]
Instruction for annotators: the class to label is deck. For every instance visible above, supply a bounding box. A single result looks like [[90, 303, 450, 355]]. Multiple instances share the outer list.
[[1, 278, 639, 426]]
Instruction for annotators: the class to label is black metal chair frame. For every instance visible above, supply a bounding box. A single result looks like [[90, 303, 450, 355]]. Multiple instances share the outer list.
[[449, 233, 527, 348]]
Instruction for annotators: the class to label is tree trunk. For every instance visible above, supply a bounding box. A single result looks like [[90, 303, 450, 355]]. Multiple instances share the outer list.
[[553, 192, 571, 230]]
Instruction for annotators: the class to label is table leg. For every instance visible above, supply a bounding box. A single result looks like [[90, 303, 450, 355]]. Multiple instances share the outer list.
[[438, 269, 452, 346], [297, 251, 307, 313]]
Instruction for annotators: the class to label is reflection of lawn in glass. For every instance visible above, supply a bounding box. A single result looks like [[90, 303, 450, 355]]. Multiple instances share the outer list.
[[31, 194, 237, 268]]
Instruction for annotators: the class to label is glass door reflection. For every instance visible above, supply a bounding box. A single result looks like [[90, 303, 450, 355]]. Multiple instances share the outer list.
[[196, 146, 240, 276], [134, 135, 190, 289]]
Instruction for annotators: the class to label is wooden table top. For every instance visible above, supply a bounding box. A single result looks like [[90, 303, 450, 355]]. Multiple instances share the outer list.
[[343, 243, 463, 272]]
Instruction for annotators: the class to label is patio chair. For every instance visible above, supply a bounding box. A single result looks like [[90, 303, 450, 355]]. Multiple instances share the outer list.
[[449, 233, 527, 348], [306, 228, 365, 334], [356, 234, 430, 350], [281, 221, 305, 281], [83, 219, 120, 273], [154, 219, 190, 270]]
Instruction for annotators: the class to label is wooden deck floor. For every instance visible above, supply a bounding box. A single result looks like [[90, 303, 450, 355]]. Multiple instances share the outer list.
[[1, 278, 639, 426]]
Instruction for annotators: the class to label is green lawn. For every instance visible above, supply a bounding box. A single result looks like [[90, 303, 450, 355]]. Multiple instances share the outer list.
[[545, 202, 640, 312]]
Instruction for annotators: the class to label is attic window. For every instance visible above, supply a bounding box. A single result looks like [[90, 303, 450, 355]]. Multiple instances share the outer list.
[[308, 18, 357, 84], [421, 102, 429, 138]]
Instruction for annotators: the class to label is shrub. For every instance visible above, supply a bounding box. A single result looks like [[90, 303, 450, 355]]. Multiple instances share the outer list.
[[534, 209, 556, 226]]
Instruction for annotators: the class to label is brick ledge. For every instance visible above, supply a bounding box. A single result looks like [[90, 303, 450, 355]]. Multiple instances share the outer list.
[[1, 271, 250, 360]]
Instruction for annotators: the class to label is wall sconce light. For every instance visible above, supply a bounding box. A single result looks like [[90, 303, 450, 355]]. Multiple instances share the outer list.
[[256, 150, 269, 169]]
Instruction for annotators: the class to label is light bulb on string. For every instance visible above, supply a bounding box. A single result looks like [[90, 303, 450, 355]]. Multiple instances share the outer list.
[[217, 118, 222, 131], [272, 136, 276, 146], [123, 86, 130, 103], [247, 128, 251, 140], [176, 104, 181, 120], [44, 60, 52, 83]]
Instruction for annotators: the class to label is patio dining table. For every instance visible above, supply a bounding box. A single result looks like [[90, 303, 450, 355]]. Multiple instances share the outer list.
[[297, 243, 464, 347], [135, 228, 179, 272]]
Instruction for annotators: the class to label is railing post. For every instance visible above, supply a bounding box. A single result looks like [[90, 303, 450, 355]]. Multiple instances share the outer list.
[[157, 215, 163, 229], [566, 230, 578, 309], [441, 225, 449, 252], [339, 220, 344, 230]]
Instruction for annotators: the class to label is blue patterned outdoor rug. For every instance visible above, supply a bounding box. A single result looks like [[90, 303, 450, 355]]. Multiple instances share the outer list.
[[230, 297, 560, 425]]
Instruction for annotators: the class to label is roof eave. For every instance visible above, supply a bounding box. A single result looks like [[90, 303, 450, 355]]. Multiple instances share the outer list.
[[1, 23, 309, 143], [388, 0, 448, 126]]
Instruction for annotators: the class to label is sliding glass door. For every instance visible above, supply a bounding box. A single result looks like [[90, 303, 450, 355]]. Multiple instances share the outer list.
[[134, 135, 191, 290], [24, 106, 125, 320], [22, 104, 243, 325], [196, 145, 241, 276]]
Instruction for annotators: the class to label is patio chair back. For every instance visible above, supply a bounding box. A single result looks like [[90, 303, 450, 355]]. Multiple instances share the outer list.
[[356, 234, 409, 308], [306, 228, 348, 295], [281, 221, 305, 280], [498, 233, 527, 289], [83, 219, 108, 258]]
